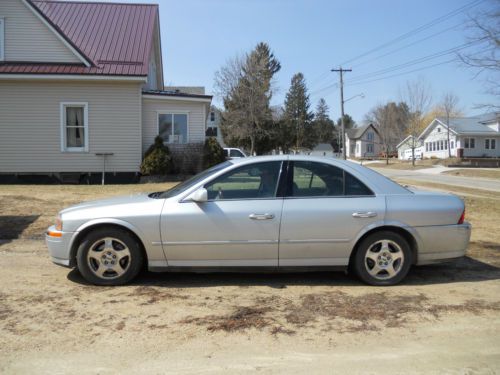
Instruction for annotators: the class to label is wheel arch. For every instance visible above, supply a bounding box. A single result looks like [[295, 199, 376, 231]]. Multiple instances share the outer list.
[[69, 220, 148, 268], [349, 224, 419, 268]]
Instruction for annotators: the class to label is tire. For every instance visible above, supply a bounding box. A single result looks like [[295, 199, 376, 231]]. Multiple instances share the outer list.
[[76, 227, 144, 286], [353, 231, 412, 286]]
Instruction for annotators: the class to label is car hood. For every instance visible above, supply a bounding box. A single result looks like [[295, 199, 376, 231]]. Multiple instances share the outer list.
[[60, 193, 154, 215]]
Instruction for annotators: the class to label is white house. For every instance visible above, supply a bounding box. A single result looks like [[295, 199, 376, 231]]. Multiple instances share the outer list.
[[205, 105, 226, 147], [417, 113, 500, 159], [345, 124, 381, 158], [396, 136, 424, 160], [0, 0, 212, 181], [309, 143, 336, 157]]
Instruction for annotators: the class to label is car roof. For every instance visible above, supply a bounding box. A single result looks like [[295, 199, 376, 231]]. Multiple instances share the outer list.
[[228, 155, 409, 195]]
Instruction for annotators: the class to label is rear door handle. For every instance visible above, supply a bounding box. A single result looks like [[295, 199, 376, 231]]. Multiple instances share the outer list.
[[352, 211, 377, 218], [249, 213, 275, 220]]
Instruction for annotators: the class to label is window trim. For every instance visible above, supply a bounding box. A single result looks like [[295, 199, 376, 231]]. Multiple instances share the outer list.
[[0, 18, 4, 61], [60, 102, 89, 153], [156, 111, 190, 144]]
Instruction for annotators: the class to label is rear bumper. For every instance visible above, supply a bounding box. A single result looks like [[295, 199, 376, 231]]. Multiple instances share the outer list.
[[45, 226, 76, 267], [415, 222, 472, 265]]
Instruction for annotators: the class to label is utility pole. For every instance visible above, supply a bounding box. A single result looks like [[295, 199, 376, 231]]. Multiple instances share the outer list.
[[331, 67, 352, 160]]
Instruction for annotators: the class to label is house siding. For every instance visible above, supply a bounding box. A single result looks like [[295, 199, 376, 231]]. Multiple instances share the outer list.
[[141, 97, 207, 153], [0, 80, 142, 173], [0, 0, 81, 63]]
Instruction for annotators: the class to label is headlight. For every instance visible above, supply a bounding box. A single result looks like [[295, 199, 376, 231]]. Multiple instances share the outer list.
[[55, 214, 63, 231]]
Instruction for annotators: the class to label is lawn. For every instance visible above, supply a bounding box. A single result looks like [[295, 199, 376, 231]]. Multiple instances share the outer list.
[[442, 168, 500, 180]]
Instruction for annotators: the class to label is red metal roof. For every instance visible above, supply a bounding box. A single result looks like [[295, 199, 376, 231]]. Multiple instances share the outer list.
[[0, 0, 158, 76]]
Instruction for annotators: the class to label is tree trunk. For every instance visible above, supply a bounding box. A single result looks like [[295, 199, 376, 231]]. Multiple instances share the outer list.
[[250, 135, 255, 156], [411, 147, 415, 167], [386, 145, 389, 165]]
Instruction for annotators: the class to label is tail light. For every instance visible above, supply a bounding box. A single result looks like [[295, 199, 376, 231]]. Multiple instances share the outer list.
[[458, 209, 465, 225]]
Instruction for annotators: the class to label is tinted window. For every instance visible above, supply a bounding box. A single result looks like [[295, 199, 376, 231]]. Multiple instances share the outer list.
[[287, 161, 373, 197], [205, 161, 282, 200], [230, 149, 244, 157]]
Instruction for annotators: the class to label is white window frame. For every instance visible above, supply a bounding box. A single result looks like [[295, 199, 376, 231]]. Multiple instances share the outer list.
[[60, 102, 89, 152], [156, 111, 190, 144], [464, 137, 475, 149], [0, 18, 5, 61]]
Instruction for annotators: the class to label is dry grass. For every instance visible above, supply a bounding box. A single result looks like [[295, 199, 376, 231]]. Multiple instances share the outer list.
[[0, 183, 177, 239], [368, 162, 429, 170], [442, 168, 500, 180]]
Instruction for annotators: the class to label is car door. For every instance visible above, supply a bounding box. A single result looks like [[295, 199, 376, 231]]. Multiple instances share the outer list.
[[279, 160, 385, 267], [160, 161, 285, 267]]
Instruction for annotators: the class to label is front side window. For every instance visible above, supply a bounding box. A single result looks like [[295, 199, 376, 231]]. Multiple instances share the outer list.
[[159, 113, 188, 144], [61, 103, 87, 152], [205, 161, 282, 200], [288, 161, 373, 198], [230, 149, 244, 157]]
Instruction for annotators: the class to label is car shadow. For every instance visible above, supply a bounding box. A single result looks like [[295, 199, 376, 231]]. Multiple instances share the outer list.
[[67, 256, 500, 288], [0, 215, 40, 246]]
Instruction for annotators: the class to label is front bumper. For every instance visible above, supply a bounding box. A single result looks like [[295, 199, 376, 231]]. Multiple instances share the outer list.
[[45, 225, 76, 267], [415, 222, 472, 265]]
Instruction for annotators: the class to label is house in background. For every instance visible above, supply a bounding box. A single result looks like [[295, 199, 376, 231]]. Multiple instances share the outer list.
[[0, 0, 211, 182], [309, 143, 336, 157], [416, 113, 499, 159], [345, 124, 381, 158], [396, 136, 424, 160], [205, 105, 226, 147]]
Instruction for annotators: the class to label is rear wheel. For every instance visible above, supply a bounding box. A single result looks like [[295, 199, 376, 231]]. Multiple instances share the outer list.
[[353, 231, 412, 286], [76, 228, 143, 286]]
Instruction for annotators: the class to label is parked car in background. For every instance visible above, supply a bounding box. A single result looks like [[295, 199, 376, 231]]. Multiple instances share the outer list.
[[224, 148, 247, 159], [46, 155, 470, 287]]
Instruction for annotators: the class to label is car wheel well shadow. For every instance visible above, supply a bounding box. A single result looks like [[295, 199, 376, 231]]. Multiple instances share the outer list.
[[70, 224, 148, 269], [348, 226, 418, 270]]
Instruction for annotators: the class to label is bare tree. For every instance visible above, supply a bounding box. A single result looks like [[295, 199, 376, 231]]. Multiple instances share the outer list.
[[439, 93, 460, 158], [367, 102, 410, 164], [401, 79, 433, 166], [459, 0, 500, 110]]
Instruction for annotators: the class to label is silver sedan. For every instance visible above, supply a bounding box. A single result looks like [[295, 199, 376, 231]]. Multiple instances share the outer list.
[[46, 155, 471, 286]]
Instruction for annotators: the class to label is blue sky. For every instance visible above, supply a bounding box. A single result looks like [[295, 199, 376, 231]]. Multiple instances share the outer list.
[[111, 0, 494, 123]]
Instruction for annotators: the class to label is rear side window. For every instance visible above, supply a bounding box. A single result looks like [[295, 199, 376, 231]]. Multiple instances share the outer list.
[[230, 149, 244, 157], [287, 161, 373, 197]]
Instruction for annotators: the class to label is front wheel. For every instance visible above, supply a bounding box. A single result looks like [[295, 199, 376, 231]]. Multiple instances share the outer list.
[[76, 228, 144, 286], [353, 231, 412, 286]]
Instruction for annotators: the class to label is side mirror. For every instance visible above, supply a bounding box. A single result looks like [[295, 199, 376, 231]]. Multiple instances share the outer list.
[[188, 188, 208, 203]]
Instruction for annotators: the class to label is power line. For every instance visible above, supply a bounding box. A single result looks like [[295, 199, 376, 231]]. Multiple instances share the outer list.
[[339, 0, 485, 66], [351, 22, 463, 69], [346, 38, 487, 84], [345, 58, 457, 87]]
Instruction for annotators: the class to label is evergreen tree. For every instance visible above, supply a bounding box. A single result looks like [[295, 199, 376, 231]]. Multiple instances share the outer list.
[[282, 73, 315, 151], [313, 98, 336, 144], [216, 42, 281, 155], [336, 114, 356, 129]]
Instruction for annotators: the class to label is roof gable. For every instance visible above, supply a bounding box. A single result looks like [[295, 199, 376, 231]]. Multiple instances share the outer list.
[[0, 0, 159, 77], [419, 115, 499, 139], [346, 124, 379, 140]]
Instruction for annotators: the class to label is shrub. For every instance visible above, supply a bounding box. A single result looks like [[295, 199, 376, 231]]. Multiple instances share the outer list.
[[203, 137, 225, 169], [140, 136, 172, 175]]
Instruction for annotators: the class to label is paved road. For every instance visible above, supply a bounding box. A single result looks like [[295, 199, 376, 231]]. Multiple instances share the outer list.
[[371, 167, 500, 193]]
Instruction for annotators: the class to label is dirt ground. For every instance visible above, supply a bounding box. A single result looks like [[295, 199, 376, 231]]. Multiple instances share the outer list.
[[442, 168, 500, 180], [0, 182, 499, 374]]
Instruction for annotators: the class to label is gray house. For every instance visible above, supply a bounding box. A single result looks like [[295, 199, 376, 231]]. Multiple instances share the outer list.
[[345, 124, 381, 158], [0, 0, 212, 181]]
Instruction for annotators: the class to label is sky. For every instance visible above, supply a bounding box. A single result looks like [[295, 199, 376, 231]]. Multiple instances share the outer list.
[[97, 0, 495, 123]]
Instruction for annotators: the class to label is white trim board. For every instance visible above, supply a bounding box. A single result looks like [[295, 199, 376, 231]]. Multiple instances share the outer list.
[[142, 94, 212, 103], [0, 74, 147, 81]]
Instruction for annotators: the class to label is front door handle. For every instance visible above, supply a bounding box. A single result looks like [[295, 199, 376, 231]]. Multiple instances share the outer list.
[[352, 211, 377, 218], [249, 213, 275, 220]]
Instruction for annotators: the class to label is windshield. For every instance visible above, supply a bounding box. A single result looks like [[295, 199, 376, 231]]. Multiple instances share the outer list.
[[158, 161, 232, 199]]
